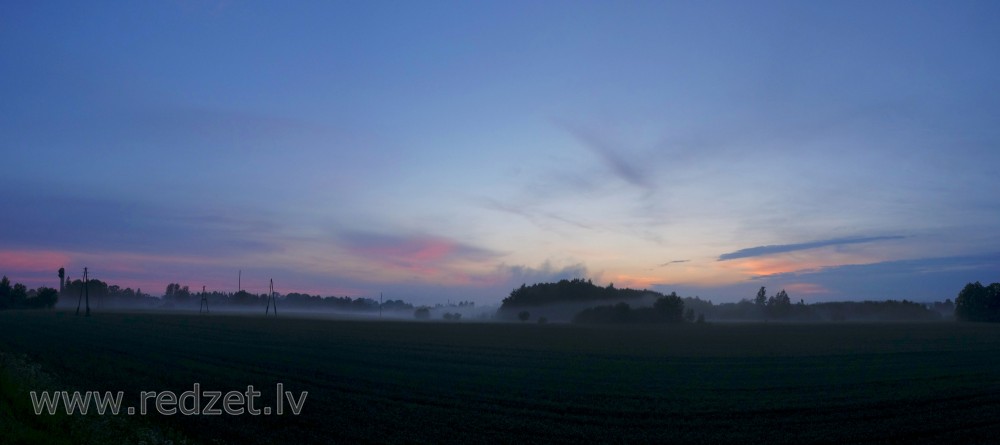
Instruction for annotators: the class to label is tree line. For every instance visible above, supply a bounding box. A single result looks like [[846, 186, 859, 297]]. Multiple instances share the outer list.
[[572, 292, 689, 324], [0, 276, 58, 310], [5, 267, 422, 313], [499, 279, 958, 324], [160, 284, 415, 312], [680, 286, 946, 322]]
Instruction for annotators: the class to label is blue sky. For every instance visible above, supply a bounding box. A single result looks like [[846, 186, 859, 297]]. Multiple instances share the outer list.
[[2, 1, 998, 304]]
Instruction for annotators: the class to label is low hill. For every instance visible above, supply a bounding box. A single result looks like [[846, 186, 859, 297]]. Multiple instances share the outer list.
[[500, 279, 664, 309], [498, 279, 665, 322]]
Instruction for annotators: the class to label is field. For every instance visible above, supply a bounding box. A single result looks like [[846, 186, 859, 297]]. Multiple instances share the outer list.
[[2, 311, 1000, 444]]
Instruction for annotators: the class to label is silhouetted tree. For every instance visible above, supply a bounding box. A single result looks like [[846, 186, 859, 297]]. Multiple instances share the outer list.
[[653, 292, 685, 323], [955, 281, 1000, 322], [684, 308, 695, 323], [0, 276, 11, 310], [767, 289, 792, 318], [0, 279, 57, 310], [11, 283, 28, 308], [32, 287, 58, 309], [754, 286, 767, 306], [165, 283, 191, 303], [518, 310, 530, 322]]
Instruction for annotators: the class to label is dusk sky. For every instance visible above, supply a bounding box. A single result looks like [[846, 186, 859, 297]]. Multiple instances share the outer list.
[[2, 1, 998, 304]]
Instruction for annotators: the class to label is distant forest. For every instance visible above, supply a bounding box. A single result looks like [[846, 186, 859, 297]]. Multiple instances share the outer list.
[[4, 270, 998, 324], [500, 278, 961, 323], [18, 268, 419, 313]]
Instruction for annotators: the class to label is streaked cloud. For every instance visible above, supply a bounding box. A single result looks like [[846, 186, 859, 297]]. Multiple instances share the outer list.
[[560, 122, 654, 191], [718, 236, 906, 261], [659, 260, 690, 267]]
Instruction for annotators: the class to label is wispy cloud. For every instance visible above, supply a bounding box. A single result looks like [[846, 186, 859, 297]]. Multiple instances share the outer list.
[[560, 122, 654, 190], [478, 197, 596, 234], [718, 236, 906, 261], [659, 260, 690, 267]]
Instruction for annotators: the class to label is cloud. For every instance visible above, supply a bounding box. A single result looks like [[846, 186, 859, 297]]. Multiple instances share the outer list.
[[659, 260, 690, 267], [560, 122, 654, 190], [499, 261, 590, 288], [718, 236, 906, 261], [0, 250, 73, 287], [334, 230, 501, 281], [479, 197, 596, 234], [339, 231, 497, 263]]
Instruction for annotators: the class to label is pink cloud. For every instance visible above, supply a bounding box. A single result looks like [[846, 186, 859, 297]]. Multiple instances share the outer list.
[[0, 250, 73, 288], [337, 231, 500, 283], [349, 236, 457, 264], [0, 250, 72, 271]]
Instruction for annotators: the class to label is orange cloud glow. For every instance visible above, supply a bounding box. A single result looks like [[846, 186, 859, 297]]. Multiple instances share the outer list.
[[781, 282, 831, 296]]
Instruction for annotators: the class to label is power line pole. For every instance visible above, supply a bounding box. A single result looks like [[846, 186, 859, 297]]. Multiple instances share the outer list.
[[265, 278, 277, 317], [200, 285, 209, 314], [76, 267, 90, 316]]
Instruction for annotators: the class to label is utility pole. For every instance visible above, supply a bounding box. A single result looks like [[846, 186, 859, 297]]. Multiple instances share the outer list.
[[200, 285, 209, 314], [380, 292, 383, 319], [265, 279, 277, 317], [76, 267, 90, 316], [85, 267, 90, 316]]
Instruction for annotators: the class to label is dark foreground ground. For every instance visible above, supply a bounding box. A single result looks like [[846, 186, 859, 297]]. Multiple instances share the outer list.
[[2, 311, 1000, 444]]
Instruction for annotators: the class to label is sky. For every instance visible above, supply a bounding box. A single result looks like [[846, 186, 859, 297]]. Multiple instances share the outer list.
[[2, 1, 999, 304]]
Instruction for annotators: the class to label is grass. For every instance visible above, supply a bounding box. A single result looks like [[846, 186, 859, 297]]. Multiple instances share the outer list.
[[2, 310, 1000, 444]]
